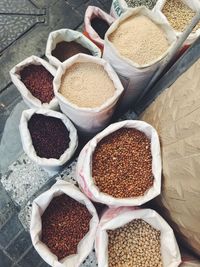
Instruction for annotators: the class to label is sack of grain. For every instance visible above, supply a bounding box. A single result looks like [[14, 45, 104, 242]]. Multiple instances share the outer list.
[[30, 180, 99, 267], [46, 29, 101, 68], [83, 6, 115, 50], [140, 57, 200, 256], [110, 0, 158, 18], [19, 109, 78, 174], [10, 55, 58, 110], [154, 0, 200, 46], [76, 120, 161, 206], [53, 53, 124, 134], [95, 207, 181, 267], [103, 7, 177, 110]]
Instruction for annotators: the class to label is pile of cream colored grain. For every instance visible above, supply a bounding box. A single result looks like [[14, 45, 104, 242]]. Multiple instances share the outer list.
[[59, 62, 116, 108], [109, 15, 169, 65]]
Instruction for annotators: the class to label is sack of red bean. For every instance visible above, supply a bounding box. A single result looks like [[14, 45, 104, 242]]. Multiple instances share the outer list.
[[19, 109, 78, 174], [154, 0, 200, 46], [30, 180, 99, 267], [10, 55, 58, 110], [95, 207, 181, 267], [53, 53, 124, 134], [83, 6, 115, 50], [45, 28, 101, 69], [103, 7, 177, 110], [76, 120, 161, 206]]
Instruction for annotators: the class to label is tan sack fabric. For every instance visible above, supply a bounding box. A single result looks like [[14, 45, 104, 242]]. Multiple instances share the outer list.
[[140, 57, 200, 256]]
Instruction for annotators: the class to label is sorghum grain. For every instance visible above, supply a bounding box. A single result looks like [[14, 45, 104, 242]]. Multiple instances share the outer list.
[[109, 15, 169, 65], [20, 64, 54, 103], [125, 0, 158, 10], [91, 17, 110, 39], [59, 62, 115, 108], [162, 0, 200, 32], [52, 41, 92, 62], [28, 114, 70, 159], [42, 194, 92, 260], [108, 219, 163, 267], [92, 128, 154, 198]]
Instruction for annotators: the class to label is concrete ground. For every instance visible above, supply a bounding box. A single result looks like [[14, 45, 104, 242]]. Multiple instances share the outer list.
[[1, 0, 200, 266]]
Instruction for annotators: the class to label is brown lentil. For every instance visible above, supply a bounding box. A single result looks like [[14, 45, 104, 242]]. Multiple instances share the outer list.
[[59, 62, 116, 108], [41, 194, 92, 261], [125, 0, 158, 10], [28, 114, 70, 159], [20, 64, 54, 103], [162, 0, 200, 32], [92, 128, 154, 198], [109, 15, 169, 65], [51, 41, 92, 62], [108, 219, 163, 267]]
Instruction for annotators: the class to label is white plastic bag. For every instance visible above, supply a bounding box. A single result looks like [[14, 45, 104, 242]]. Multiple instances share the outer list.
[[95, 207, 181, 267], [53, 53, 124, 134], [84, 6, 115, 48], [110, 0, 128, 18], [154, 0, 200, 46], [30, 180, 99, 267], [10, 55, 58, 110], [76, 120, 161, 206], [45, 29, 101, 68], [19, 109, 78, 174], [103, 7, 177, 110]]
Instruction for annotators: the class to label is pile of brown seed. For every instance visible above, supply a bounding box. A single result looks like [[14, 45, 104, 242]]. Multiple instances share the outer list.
[[92, 128, 154, 198], [108, 219, 163, 267], [162, 0, 200, 32]]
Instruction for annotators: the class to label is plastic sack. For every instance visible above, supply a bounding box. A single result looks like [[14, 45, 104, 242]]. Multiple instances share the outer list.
[[19, 109, 78, 174], [154, 0, 200, 46], [76, 120, 161, 206], [10, 55, 58, 110], [83, 6, 115, 49], [45, 29, 101, 68], [110, 0, 128, 18], [95, 207, 181, 267], [30, 180, 99, 267], [103, 7, 177, 110], [53, 53, 124, 134]]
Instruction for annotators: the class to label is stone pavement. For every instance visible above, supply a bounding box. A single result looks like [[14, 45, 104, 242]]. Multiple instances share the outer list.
[[1, 0, 200, 266]]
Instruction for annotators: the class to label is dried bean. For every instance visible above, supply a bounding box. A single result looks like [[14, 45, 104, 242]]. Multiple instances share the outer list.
[[91, 17, 110, 39], [41, 194, 92, 260], [125, 0, 157, 10], [28, 114, 70, 159], [20, 64, 54, 103], [92, 128, 154, 198]]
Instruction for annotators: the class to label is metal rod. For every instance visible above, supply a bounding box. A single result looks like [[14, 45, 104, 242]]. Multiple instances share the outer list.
[[136, 11, 200, 104]]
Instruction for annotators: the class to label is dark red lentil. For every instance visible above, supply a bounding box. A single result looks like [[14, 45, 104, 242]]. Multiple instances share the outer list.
[[28, 114, 70, 159], [92, 128, 154, 198], [20, 64, 54, 103], [51, 41, 92, 62], [91, 17, 110, 39], [41, 194, 92, 260]]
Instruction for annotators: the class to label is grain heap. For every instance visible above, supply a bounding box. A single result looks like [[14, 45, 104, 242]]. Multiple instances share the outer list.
[[108, 219, 163, 267], [41, 194, 92, 260], [162, 0, 200, 32], [91, 17, 110, 39], [92, 128, 154, 198], [125, 0, 158, 10], [59, 62, 116, 108], [109, 15, 169, 65], [52, 41, 92, 62]]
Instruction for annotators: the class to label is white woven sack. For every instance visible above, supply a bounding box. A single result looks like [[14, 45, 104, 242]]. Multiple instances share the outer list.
[[76, 120, 161, 206], [30, 180, 99, 267], [19, 109, 78, 174], [154, 0, 200, 45], [53, 53, 124, 134], [84, 6, 115, 47], [10, 55, 58, 110], [45, 29, 101, 68], [103, 7, 177, 110], [95, 207, 181, 267], [110, 0, 128, 18]]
